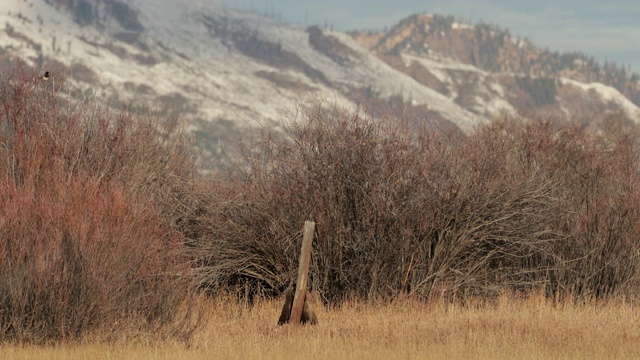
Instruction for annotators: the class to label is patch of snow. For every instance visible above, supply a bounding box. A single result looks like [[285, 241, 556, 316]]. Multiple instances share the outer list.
[[451, 22, 472, 30], [489, 82, 505, 98], [485, 97, 516, 115], [560, 77, 640, 122], [402, 54, 487, 74]]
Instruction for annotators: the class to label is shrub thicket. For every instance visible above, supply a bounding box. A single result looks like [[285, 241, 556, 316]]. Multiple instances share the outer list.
[[193, 105, 640, 303], [0, 62, 200, 342], [3, 59, 640, 343]]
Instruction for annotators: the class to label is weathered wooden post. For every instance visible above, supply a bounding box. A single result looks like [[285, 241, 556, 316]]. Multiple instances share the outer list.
[[289, 220, 315, 325]]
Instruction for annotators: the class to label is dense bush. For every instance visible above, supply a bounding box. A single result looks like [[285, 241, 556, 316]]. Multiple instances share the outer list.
[[0, 62, 200, 342], [193, 105, 640, 303]]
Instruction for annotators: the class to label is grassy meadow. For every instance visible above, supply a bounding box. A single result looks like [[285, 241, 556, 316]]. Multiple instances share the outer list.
[[2, 294, 640, 359]]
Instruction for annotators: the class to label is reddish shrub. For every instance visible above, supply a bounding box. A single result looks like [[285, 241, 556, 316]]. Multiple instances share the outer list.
[[0, 61, 199, 342]]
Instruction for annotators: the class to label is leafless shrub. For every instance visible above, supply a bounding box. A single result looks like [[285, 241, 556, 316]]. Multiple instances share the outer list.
[[0, 61, 201, 342], [193, 104, 640, 303]]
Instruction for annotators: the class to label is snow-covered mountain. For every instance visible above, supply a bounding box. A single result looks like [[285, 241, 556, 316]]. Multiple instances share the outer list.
[[2, 0, 639, 168]]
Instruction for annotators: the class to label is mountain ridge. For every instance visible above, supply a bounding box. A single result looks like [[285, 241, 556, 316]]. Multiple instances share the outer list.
[[351, 13, 639, 103]]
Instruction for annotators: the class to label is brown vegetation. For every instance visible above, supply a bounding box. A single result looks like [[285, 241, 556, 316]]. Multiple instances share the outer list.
[[2, 294, 640, 359], [2, 60, 640, 345], [0, 61, 201, 343], [192, 102, 640, 303]]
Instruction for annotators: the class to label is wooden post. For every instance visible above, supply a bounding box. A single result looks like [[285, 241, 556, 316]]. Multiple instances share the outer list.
[[290, 220, 315, 325]]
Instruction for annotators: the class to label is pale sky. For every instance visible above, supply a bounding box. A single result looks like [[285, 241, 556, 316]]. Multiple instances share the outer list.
[[224, 0, 640, 73]]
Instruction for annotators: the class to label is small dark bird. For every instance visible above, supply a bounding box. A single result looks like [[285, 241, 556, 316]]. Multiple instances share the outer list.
[[42, 71, 50, 80]]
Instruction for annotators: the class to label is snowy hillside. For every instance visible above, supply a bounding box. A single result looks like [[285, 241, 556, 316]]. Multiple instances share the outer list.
[[1, 0, 639, 167]]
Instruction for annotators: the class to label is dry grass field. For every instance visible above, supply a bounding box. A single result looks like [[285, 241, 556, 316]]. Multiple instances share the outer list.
[[2, 293, 639, 360]]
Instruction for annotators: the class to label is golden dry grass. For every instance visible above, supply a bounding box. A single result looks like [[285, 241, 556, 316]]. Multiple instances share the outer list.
[[2, 293, 639, 360]]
